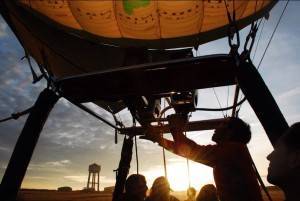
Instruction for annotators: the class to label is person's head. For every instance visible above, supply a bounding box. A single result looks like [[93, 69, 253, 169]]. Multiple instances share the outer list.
[[212, 117, 251, 144], [267, 123, 300, 187], [196, 184, 218, 201], [125, 174, 148, 200], [187, 187, 196, 199], [150, 176, 171, 197]]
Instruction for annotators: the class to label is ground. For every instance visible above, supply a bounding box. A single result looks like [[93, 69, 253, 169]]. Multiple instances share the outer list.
[[17, 187, 284, 201]]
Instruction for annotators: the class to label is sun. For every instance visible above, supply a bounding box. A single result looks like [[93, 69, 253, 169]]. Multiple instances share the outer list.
[[142, 157, 214, 192]]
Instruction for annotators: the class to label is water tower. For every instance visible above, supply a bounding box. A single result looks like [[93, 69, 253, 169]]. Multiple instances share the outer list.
[[87, 163, 101, 191]]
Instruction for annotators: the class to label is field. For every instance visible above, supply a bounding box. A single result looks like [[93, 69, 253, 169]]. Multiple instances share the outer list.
[[17, 187, 284, 201]]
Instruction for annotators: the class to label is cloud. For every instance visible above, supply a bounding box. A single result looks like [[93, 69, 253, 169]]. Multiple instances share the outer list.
[[64, 175, 87, 183], [46, 160, 71, 167], [0, 21, 8, 38], [277, 86, 300, 103], [0, 146, 9, 152], [28, 160, 71, 171], [64, 175, 114, 184]]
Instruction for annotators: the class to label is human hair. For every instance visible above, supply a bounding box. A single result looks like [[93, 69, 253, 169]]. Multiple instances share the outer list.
[[149, 176, 171, 201], [125, 174, 146, 194], [281, 122, 300, 150], [196, 184, 218, 201], [226, 117, 251, 144], [187, 187, 196, 197]]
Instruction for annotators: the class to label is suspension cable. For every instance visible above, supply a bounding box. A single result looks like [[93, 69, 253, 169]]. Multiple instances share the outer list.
[[257, 0, 290, 70], [246, 147, 274, 201], [184, 131, 191, 188], [67, 99, 120, 130], [252, 18, 266, 61], [212, 88, 225, 117], [195, 97, 247, 112], [134, 135, 139, 174], [226, 86, 230, 117], [237, 1, 289, 113], [162, 99, 168, 178], [162, 147, 168, 178], [132, 117, 139, 174], [0, 106, 33, 123]]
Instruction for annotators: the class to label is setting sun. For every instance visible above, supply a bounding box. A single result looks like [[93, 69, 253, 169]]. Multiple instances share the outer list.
[[141, 157, 214, 192]]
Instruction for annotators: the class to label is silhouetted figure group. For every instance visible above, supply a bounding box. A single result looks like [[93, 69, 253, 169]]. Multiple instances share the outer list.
[[146, 176, 179, 201], [122, 174, 148, 201], [122, 174, 218, 201], [141, 115, 300, 201]]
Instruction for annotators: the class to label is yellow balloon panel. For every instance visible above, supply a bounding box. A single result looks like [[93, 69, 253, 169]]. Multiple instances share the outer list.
[[115, 1, 160, 39], [68, 1, 121, 38], [20, 0, 273, 41], [157, 1, 204, 38], [242, 1, 269, 19], [29, 0, 81, 29], [201, 1, 247, 32]]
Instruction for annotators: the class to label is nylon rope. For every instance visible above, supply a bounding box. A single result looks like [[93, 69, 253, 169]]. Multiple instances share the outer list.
[[257, 0, 290, 70], [246, 147, 274, 201], [252, 18, 266, 61], [237, 1, 289, 113], [212, 88, 225, 117], [134, 135, 139, 174], [162, 98, 168, 178], [132, 117, 139, 174], [196, 97, 246, 112], [184, 131, 191, 188], [226, 86, 230, 117], [0, 107, 33, 123]]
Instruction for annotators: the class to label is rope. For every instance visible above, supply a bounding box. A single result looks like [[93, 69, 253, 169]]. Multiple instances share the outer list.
[[238, 1, 289, 113], [252, 18, 266, 61], [246, 147, 274, 201], [257, 0, 290, 69], [134, 135, 139, 174], [184, 131, 191, 188], [66, 99, 120, 130], [231, 85, 240, 117], [162, 99, 168, 178], [212, 88, 225, 117], [131, 117, 139, 174], [0, 107, 33, 123], [226, 86, 230, 117], [21, 52, 43, 84], [195, 95, 246, 112], [162, 147, 168, 178]]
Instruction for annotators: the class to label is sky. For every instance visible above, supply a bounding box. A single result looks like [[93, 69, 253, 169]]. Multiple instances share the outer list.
[[0, 1, 299, 192]]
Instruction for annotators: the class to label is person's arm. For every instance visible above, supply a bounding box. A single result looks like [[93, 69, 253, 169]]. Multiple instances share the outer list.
[[158, 134, 216, 167], [141, 114, 217, 166]]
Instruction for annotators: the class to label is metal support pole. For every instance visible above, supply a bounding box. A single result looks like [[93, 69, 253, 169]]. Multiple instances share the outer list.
[[231, 85, 240, 117], [237, 61, 289, 145], [0, 88, 59, 201]]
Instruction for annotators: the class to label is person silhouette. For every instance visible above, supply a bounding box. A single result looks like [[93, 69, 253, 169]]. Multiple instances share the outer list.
[[146, 176, 179, 201], [267, 122, 300, 201], [144, 115, 263, 201], [185, 187, 196, 201], [122, 174, 148, 201], [196, 184, 218, 201]]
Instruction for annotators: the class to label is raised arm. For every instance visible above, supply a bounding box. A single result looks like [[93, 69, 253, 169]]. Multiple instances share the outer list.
[[144, 114, 217, 167]]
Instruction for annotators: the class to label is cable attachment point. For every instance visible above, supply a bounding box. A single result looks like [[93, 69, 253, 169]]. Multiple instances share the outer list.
[[21, 53, 43, 84], [227, 10, 240, 52], [242, 22, 258, 61]]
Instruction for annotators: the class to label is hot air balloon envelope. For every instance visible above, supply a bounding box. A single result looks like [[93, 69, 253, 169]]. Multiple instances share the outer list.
[[18, 0, 276, 48]]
